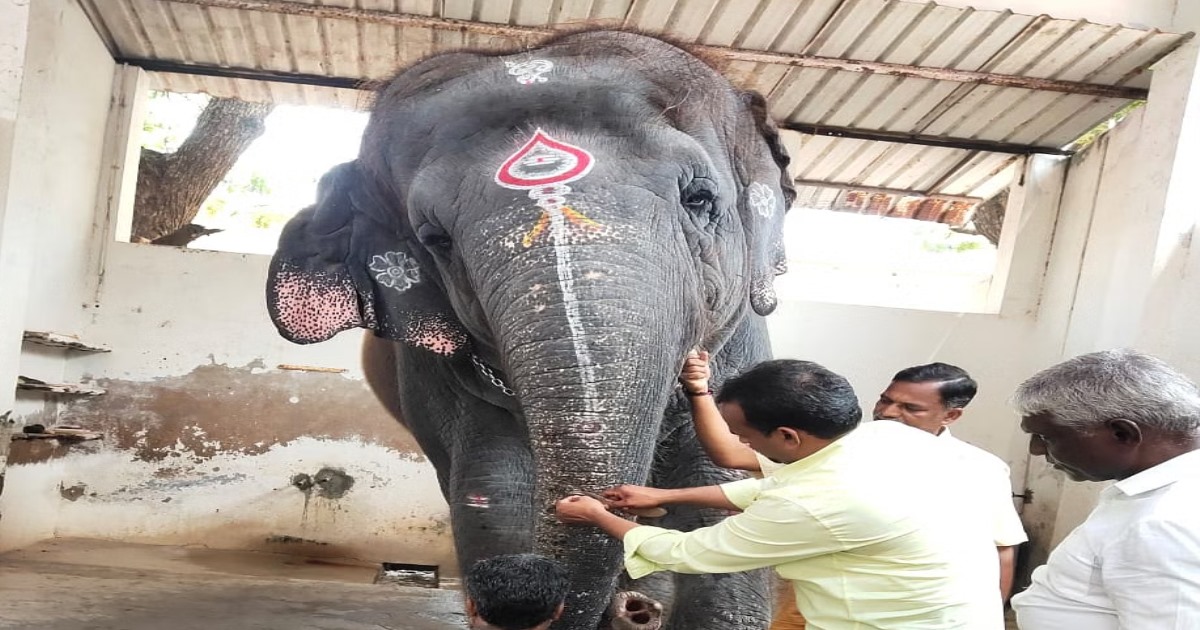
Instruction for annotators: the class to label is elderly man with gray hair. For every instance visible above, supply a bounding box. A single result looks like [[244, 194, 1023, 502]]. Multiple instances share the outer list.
[[1009, 349, 1200, 630]]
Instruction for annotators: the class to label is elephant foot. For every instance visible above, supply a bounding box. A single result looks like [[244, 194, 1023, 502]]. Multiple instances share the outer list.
[[610, 591, 664, 630]]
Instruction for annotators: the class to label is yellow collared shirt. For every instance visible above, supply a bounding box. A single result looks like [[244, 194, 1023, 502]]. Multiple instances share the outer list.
[[623, 421, 1002, 629]]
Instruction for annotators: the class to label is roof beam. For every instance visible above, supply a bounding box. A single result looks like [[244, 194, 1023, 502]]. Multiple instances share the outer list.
[[793, 180, 983, 204], [124, 57, 1075, 155], [782, 123, 1072, 156], [123, 58, 369, 90], [165, 0, 1149, 100]]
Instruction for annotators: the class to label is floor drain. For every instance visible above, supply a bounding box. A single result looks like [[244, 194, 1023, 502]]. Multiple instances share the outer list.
[[376, 563, 439, 588]]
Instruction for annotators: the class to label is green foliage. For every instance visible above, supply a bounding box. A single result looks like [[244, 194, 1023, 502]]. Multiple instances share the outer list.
[[921, 237, 986, 254], [140, 91, 211, 153], [252, 211, 289, 229], [1069, 101, 1146, 151]]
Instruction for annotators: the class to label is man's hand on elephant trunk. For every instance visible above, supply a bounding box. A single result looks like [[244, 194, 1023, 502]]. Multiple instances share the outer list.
[[555, 495, 612, 524], [602, 485, 671, 514]]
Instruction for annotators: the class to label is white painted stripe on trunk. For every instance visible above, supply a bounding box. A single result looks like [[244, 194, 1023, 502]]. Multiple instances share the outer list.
[[548, 208, 598, 409]]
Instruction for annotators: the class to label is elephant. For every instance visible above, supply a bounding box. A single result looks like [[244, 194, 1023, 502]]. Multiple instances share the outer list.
[[266, 29, 794, 630]]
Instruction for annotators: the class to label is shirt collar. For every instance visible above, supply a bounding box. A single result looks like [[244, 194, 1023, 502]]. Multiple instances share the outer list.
[[769, 424, 863, 480], [1113, 449, 1200, 496], [938, 427, 953, 439]]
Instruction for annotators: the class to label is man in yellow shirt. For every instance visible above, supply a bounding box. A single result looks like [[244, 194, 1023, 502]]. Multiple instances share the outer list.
[[556, 359, 1002, 629]]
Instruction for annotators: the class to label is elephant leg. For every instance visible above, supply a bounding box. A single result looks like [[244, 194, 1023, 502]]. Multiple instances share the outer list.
[[652, 416, 772, 630]]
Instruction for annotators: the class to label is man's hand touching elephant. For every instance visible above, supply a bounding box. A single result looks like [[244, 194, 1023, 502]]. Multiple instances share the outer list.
[[603, 485, 669, 511], [555, 494, 611, 524], [680, 349, 712, 395], [555, 494, 643, 540]]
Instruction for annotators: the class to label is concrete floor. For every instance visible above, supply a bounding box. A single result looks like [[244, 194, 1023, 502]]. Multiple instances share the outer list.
[[1, 538, 1020, 629], [0, 538, 466, 629]]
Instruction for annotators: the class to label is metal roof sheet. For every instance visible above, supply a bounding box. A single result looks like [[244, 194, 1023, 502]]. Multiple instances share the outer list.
[[78, 0, 1189, 225]]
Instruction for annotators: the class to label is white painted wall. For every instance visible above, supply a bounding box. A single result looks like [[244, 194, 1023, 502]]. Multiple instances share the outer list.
[[1, 241, 456, 569], [0, 0, 115, 545], [0, 0, 33, 432]]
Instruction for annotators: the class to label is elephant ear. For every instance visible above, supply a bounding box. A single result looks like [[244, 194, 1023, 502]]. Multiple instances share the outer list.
[[266, 161, 469, 357], [735, 90, 794, 316]]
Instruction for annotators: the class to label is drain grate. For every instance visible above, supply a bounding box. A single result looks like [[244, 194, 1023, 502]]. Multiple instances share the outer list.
[[375, 562, 439, 588]]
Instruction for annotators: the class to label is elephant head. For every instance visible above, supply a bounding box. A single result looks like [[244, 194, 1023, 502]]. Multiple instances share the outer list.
[[267, 30, 792, 629]]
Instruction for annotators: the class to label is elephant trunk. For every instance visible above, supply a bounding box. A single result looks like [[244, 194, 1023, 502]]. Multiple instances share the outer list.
[[500, 294, 685, 629]]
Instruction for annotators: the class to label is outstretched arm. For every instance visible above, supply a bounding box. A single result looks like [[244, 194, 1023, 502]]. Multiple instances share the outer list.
[[681, 350, 761, 471], [601, 484, 742, 512], [556, 492, 841, 580]]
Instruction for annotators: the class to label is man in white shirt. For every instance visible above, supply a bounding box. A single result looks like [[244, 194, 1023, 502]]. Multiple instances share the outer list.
[[873, 362, 1029, 602], [1010, 349, 1200, 630]]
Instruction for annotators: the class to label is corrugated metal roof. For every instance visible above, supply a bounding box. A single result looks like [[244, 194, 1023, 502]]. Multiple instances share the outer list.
[[77, 0, 1189, 225]]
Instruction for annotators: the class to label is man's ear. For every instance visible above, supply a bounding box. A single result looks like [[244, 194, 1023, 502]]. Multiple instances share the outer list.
[[1108, 419, 1143, 446], [775, 427, 802, 445], [943, 408, 964, 424]]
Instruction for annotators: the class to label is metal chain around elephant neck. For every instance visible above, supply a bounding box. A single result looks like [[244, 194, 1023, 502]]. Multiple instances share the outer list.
[[471, 354, 516, 397]]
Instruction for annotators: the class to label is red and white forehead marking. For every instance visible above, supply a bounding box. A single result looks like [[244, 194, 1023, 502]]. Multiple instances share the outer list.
[[495, 129, 594, 190]]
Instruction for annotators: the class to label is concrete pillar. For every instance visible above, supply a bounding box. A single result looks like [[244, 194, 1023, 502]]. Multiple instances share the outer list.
[[1136, 23, 1200, 371], [0, 0, 32, 455], [1040, 24, 1200, 549]]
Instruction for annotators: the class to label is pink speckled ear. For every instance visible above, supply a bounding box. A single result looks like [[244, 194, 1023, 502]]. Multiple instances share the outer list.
[[268, 261, 366, 344], [267, 161, 469, 357]]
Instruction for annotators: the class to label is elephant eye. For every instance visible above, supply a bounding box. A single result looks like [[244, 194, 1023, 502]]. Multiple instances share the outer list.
[[681, 179, 717, 214], [417, 224, 452, 251]]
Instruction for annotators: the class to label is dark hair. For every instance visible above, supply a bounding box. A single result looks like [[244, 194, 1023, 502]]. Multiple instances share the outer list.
[[892, 363, 977, 410], [716, 359, 861, 439], [465, 554, 569, 630]]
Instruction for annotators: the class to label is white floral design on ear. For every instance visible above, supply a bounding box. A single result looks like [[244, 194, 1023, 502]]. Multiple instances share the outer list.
[[748, 182, 777, 218], [369, 251, 421, 292]]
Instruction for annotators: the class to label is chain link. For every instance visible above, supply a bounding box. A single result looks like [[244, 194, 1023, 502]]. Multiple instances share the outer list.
[[471, 354, 516, 397]]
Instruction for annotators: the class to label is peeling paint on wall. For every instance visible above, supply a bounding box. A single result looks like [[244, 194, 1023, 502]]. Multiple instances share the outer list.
[[0, 362, 452, 569], [0, 436, 453, 569], [53, 364, 424, 463]]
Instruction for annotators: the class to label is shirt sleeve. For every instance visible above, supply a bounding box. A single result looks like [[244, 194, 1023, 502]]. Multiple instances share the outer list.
[[1102, 518, 1200, 629], [987, 469, 1028, 547], [622, 493, 844, 580], [719, 476, 765, 510]]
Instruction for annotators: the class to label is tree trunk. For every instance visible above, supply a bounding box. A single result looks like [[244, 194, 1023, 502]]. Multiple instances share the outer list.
[[972, 189, 1007, 247], [132, 97, 273, 242]]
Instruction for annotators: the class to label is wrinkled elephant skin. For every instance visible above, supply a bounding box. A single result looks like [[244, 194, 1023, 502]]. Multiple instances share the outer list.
[[266, 30, 793, 630]]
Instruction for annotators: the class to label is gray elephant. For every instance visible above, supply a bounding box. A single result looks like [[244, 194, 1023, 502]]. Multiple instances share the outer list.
[[266, 30, 793, 630]]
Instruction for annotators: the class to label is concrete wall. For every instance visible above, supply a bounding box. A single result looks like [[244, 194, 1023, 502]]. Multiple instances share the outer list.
[[1, 240, 454, 569], [0, 0, 115, 531], [0, 0, 34, 462], [0, 0, 448, 572]]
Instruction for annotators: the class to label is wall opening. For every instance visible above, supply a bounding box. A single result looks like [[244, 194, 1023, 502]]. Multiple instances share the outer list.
[[122, 88, 368, 255], [776, 197, 1010, 314]]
